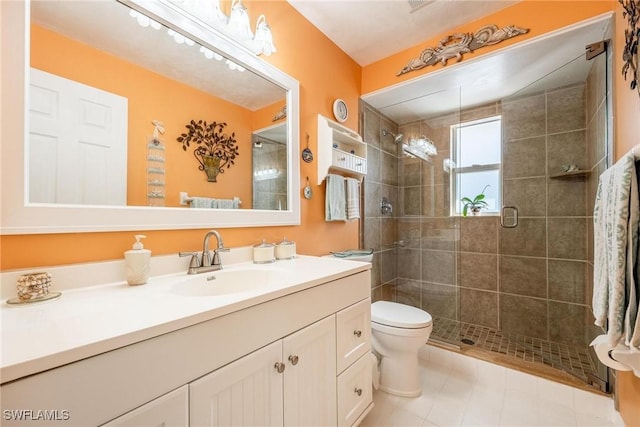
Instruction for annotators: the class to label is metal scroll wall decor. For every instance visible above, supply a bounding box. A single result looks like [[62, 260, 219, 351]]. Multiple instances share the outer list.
[[620, 0, 639, 95], [397, 24, 529, 76], [272, 105, 287, 122]]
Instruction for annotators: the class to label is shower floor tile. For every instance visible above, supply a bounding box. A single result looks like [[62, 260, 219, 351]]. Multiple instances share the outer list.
[[430, 316, 600, 385]]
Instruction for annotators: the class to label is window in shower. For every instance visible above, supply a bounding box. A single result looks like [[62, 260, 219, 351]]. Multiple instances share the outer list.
[[450, 116, 502, 215]]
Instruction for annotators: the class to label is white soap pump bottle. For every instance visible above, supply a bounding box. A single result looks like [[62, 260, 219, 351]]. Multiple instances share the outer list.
[[124, 234, 151, 285]]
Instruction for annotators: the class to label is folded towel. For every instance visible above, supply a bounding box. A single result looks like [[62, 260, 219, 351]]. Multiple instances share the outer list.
[[190, 197, 213, 208], [325, 174, 346, 221], [346, 178, 360, 220], [330, 249, 374, 258], [593, 148, 640, 348]]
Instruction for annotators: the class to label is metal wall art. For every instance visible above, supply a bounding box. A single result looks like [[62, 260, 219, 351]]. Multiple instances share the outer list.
[[177, 120, 239, 182], [619, 0, 639, 95], [397, 24, 529, 76]]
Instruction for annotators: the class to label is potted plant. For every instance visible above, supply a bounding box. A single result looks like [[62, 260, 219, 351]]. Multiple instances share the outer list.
[[177, 120, 240, 182], [461, 185, 490, 216]]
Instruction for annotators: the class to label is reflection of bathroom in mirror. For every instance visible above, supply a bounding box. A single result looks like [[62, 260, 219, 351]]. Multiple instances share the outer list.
[[29, 0, 287, 209], [252, 123, 288, 210]]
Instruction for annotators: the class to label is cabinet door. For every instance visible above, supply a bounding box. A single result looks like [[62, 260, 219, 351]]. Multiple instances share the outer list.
[[190, 341, 284, 427], [283, 315, 337, 427], [100, 385, 188, 427]]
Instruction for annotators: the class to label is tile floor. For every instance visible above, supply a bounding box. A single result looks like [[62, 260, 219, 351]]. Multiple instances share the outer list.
[[430, 317, 597, 382], [361, 345, 625, 427]]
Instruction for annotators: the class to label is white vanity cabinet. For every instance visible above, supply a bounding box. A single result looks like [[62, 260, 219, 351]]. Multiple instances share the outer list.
[[190, 316, 337, 427], [1, 269, 372, 427]]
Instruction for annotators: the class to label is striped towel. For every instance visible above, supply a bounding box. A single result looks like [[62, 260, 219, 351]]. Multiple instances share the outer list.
[[593, 148, 640, 348], [346, 178, 360, 220]]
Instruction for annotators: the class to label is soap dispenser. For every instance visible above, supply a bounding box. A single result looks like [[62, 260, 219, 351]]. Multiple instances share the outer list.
[[124, 235, 151, 285]]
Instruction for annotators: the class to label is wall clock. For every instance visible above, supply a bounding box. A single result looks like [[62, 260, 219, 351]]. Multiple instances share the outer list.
[[333, 99, 348, 123]]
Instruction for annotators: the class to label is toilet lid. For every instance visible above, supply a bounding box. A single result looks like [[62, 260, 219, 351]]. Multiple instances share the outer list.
[[371, 301, 432, 329]]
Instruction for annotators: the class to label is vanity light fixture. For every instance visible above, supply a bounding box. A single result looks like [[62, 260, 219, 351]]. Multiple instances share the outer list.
[[227, 0, 253, 42], [169, 0, 277, 56]]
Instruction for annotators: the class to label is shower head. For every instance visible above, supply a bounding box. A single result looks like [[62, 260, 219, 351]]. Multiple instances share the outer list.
[[382, 129, 404, 144]]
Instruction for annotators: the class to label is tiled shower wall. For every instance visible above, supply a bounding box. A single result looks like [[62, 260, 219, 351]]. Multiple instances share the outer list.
[[360, 64, 606, 349], [252, 140, 287, 210], [360, 102, 400, 302]]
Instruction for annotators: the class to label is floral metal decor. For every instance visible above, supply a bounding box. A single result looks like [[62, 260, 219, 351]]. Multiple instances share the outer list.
[[620, 0, 639, 94], [177, 120, 239, 182], [397, 24, 529, 76]]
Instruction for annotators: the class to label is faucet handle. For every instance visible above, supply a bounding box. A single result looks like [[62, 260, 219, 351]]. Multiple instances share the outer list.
[[179, 251, 201, 269]]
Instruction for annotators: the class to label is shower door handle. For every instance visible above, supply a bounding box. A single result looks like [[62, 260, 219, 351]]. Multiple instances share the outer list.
[[500, 206, 518, 228]]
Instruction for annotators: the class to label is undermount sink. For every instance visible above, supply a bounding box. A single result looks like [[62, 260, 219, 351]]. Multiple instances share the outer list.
[[171, 267, 290, 297]]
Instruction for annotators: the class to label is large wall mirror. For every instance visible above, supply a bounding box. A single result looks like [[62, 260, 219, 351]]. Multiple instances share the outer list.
[[1, 0, 301, 234]]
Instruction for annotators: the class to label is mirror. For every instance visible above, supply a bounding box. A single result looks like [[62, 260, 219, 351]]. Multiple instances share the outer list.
[[0, 0, 300, 233]]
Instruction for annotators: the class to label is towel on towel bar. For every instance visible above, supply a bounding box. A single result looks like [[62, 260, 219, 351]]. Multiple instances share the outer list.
[[593, 148, 640, 348], [325, 174, 346, 221], [190, 197, 214, 208], [346, 178, 360, 220]]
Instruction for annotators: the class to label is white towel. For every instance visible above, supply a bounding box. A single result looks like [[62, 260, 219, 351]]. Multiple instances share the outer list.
[[325, 174, 346, 221], [593, 148, 640, 348], [190, 197, 213, 208], [346, 178, 360, 220]]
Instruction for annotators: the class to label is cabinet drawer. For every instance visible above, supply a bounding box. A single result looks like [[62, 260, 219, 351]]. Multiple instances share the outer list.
[[337, 353, 372, 427], [336, 298, 370, 373]]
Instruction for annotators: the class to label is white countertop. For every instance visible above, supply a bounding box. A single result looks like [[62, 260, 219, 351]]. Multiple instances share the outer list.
[[1, 255, 370, 384]]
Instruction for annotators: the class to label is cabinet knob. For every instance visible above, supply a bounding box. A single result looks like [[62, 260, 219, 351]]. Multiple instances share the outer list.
[[353, 330, 362, 338], [288, 355, 299, 365], [338, 156, 346, 161], [274, 362, 286, 373], [354, 387, 363, 396]]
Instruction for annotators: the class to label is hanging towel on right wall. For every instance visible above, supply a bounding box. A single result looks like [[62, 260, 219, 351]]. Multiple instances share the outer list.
[[593, 146, 640, 349], [346, 177, 360, 220]]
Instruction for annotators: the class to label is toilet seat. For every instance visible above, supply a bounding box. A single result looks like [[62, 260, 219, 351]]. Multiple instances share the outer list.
[[371, 301, 432, 329]]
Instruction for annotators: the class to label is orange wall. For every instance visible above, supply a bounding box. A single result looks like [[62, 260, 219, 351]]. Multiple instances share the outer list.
[[31, 24, 254, 207], [1, 0, 361, 270], [613, 0, 640, 423]]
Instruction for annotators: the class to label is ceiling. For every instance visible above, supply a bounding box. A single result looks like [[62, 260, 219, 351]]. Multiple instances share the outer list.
[[286, 0, 520, 66], [289, 0, 613, 124]]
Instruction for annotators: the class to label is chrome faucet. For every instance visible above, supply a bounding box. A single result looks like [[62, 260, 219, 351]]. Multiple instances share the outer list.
[[179, 229, 230, 274]]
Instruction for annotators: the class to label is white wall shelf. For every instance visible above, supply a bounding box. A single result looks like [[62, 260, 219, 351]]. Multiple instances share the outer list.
[[317, 114, 367, 185]]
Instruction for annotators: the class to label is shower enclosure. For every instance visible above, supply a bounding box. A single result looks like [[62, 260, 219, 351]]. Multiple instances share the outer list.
[[361, 17, 613, 391]]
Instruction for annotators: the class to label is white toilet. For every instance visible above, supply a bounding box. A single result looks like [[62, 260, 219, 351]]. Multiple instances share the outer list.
[[371, 301, 433, 397]]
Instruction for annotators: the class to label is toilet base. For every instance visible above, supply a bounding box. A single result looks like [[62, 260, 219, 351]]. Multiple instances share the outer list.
[[377, 353, 422, 397]]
